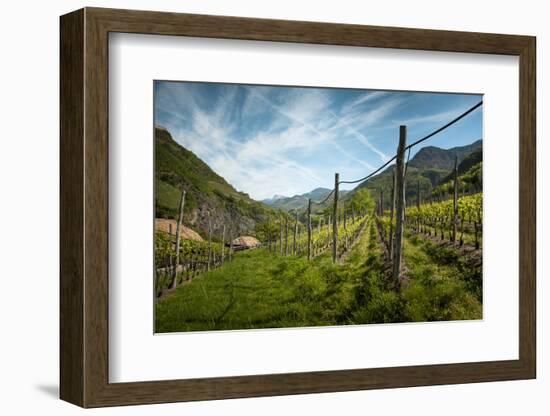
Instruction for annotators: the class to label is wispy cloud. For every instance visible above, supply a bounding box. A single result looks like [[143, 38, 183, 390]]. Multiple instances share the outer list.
[[394, 109, 462, 127], [340, 90, 388, 113], [248, 88, 379, 169], [154, 82, 482, 200]]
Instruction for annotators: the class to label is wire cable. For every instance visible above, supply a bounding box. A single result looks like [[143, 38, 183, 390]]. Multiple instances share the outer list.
[[404, 100, 482, 150], [337, 100, 482, 186], [338, 156, 397, 185], [311, 188, 335, 205]]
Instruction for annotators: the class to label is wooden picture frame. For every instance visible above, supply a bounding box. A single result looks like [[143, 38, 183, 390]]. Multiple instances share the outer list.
[[60, 7, 536, 408]]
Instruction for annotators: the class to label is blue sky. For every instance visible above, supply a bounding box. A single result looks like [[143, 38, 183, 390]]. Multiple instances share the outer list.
[[154, 81, 482, 201]]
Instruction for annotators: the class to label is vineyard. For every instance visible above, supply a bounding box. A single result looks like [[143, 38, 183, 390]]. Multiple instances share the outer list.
[[155, 100, 484, 332], [155, 188, 374, 297]]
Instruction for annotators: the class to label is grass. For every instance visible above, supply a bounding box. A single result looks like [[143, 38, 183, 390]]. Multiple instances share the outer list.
[[155, 217, 482, 333], [347, 219, 405, 324], [401, 233, 482, 321], [155, 179, 182, 212], [155, 248, 357, 332]]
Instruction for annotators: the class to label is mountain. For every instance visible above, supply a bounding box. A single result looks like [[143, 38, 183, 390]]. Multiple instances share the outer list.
[[438, 148, 482, 185], [434, 152, 483, 195], [408, 140, 482, 170], [261, 194, 288, 205], [351, 139, 482, 208], [155, 126, 275, 238], [264, 187, 349, 211]]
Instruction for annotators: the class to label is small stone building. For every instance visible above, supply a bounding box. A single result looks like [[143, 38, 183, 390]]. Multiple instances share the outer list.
[[155, 218, 203, 241], [231, 236, 261, 251]]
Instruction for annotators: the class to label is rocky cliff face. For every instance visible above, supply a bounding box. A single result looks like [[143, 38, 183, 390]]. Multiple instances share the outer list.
[[155, 127, 273, 240]]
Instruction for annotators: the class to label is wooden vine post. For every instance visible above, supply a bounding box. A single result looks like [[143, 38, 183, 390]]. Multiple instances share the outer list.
[[332, 173, 339, 262], [343, 200, 347, 229], [172, 186, 186, 289], [229, 232, 233, 262], [285, 216, 289, 256], [207, 214, 212, 271], [297, 223, 301, 255], [379, 188, 384, 216], [417, 180, 421, 209], [452, 155, 459, 243], [307, 198, 312, 260], [279, 217, 283, 255], [389, 170, 396, 259], [293, 210, 298, 255], [417, 180, 421, 232], [327, 214, 331, 250], [167, 223, 174, 278], [343, 200, 347, 250], [392, 126, 407, 285], [267, 215, 271, 253]]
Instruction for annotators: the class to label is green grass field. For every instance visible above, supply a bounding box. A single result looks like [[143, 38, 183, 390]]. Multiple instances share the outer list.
[[155, 217, 482, 333]]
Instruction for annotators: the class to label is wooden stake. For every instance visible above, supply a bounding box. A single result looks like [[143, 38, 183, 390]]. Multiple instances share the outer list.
[[285, 216, 289, 256], [392, 126, 407, 285], [171, 186, 186, 289], [389, 170, 396, 259], [380, 188, 384, 216], [293, 210, 298, 255], [297, 223, 301, 255], [307, 198, 312, 260], [452, 155, 459, 243], [343, 200, 348, 250], [207, 215, 212, 271], [417, 180, 421, 232], [279, 218, 283, 255], [327, 214, 331, 250], [332, 173, 339, 262], [267, 215, 271, 253], [417, 180, 421, 209], [343, 201, 347, 229], [229, 233, 233, 262]]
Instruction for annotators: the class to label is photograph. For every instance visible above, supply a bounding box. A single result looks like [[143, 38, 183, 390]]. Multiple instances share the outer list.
[[153, 81, 483, 333]]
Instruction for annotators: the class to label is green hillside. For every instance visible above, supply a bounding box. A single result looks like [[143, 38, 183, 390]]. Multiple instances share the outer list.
[[434, 161, 482, 196], [155, 126, 274, 238], [407, 140, 481, 170], [350, 139, 482, 208]]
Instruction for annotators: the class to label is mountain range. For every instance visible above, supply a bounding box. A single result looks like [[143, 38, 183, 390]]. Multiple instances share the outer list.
[[262, 139, 481, 211], [262, 188, 349, 211], [156, 125, 481, 236], [352, 139, 482, 208]]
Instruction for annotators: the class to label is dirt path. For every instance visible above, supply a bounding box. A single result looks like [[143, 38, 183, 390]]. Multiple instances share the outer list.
[[339, 217, 371, 264]]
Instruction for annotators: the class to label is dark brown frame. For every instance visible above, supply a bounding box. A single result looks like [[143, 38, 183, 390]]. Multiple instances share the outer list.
[[60, 7, 536, 408]]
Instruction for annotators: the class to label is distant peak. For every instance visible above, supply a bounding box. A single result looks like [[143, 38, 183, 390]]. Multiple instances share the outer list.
[[155, 124, 169, 132], [262, 194, 288, 204]]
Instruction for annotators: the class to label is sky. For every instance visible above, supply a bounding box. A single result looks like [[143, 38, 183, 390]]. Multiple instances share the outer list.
[[154, 81, 482, 201]]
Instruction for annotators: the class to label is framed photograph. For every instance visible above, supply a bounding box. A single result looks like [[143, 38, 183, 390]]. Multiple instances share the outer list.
[[60, 7, 536, 407]]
